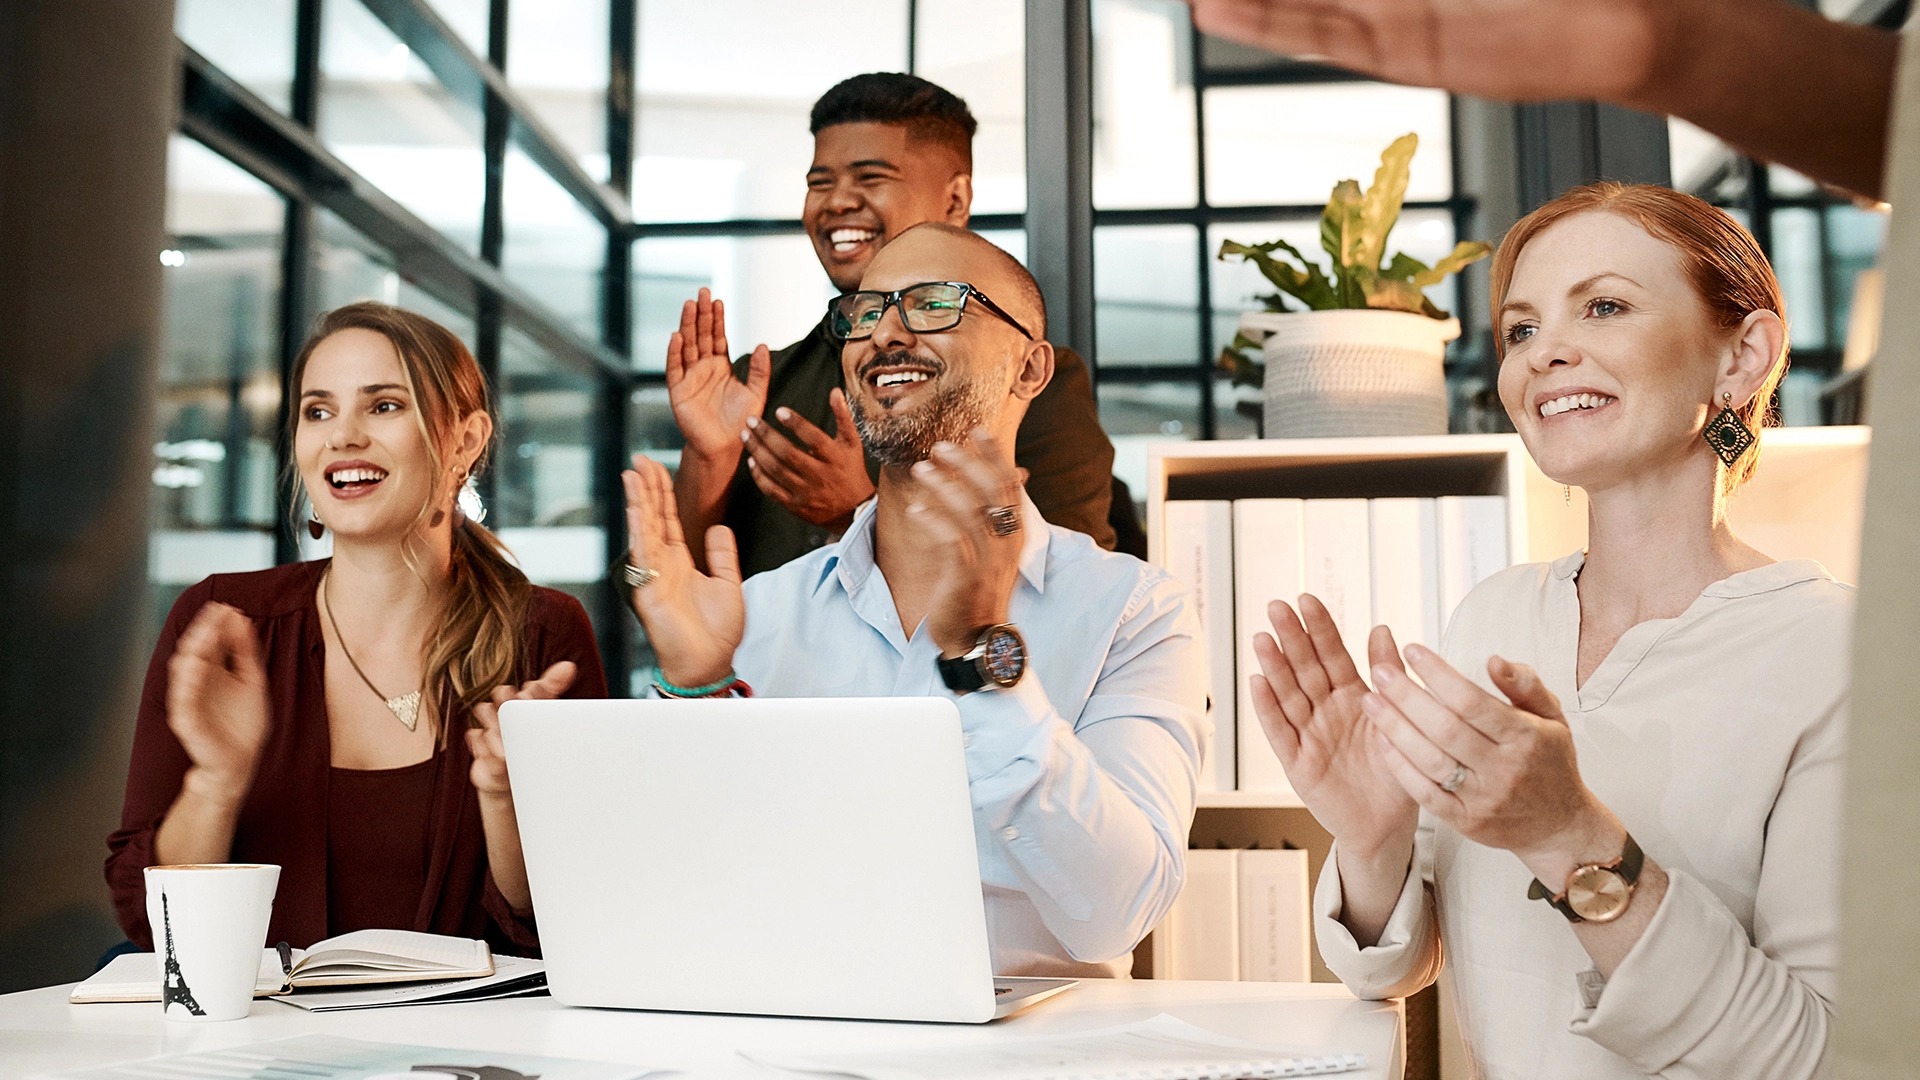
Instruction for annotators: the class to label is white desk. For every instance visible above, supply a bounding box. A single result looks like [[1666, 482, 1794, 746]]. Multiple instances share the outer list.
[[0, 979, 1402, 1079]]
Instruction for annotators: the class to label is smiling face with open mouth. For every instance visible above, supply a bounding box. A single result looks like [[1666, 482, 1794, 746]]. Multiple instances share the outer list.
[[803, 122, 972, 293], [1497, 210, 1745, 493], [294, 327, 445, 543]]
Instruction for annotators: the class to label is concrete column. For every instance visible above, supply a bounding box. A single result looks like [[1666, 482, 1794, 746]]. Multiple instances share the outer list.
[[0, 0, 177, 990]]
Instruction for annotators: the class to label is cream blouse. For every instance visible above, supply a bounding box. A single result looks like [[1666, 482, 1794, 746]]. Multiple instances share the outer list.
[[1313, 553, 1852, 1079]]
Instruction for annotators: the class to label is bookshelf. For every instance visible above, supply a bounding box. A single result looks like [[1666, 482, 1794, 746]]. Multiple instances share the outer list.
[[1137, 427, 1871, 982]]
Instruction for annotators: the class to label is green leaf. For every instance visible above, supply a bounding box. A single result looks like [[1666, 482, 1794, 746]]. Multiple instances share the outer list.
[[1410, 240, 1494, 288], [1320, 180, 1367, 306], [1217, 238, 1340, 310], [1357, 133, 1418, 274], [1380, 251, 1431, 284], [1361, 277, 1433, 316]]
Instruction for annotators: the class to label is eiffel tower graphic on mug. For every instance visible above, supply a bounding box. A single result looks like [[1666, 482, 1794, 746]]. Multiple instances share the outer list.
[[160, 893, 206, 1017]]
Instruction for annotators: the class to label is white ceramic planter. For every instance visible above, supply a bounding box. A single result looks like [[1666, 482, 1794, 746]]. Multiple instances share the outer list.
[[1240, 309, 1460, 439]]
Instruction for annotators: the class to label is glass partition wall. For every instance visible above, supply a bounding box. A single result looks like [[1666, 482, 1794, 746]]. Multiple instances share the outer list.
[[165, 0, 638, 682], [158, 0, 1865, 693]]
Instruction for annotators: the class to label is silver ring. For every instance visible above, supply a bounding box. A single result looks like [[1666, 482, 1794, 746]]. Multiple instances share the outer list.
[[1440, 763, 1468, 794], [983, 505, 1022, 537], [621, 561, 661, 589]]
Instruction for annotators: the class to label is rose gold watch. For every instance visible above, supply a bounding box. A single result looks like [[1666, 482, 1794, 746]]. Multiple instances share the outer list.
[[1527, 833, 1644, 924]]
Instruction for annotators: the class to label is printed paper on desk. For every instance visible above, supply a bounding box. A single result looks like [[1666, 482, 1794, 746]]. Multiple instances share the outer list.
[[743, 1013, 1365, 1080], [38, 1033, 668, 1080]]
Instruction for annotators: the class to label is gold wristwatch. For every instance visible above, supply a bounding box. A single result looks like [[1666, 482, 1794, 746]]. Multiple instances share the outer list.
[[1527, 832, 1643, 924]]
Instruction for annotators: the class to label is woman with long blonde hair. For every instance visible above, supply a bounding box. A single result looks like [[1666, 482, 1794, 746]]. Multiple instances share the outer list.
[[108, 301, 606, 952]]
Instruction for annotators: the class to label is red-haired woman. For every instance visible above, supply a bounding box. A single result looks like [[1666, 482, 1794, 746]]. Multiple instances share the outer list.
[[1254, 184, 1846, 1077], [107, 302, 607, 954]]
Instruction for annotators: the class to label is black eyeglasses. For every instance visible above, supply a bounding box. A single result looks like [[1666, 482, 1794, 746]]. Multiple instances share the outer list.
[[826, 281, 1035, 342]]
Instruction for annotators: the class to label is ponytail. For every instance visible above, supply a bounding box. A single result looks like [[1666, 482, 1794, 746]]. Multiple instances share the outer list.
[[425, 517, 532, 731]]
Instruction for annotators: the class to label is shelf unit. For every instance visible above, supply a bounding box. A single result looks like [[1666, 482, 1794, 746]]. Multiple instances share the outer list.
[[1136, 427, 1872, 977]]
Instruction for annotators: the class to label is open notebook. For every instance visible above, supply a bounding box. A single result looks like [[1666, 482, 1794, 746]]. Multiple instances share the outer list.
[[70, 930, 493, 1003]]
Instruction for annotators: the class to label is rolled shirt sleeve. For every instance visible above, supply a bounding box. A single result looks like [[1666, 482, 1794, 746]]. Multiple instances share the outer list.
[[1313, 818, 1445, 1001]]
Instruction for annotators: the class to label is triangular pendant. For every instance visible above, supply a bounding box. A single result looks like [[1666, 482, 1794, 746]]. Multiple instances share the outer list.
[[386, 690, 422, 732]]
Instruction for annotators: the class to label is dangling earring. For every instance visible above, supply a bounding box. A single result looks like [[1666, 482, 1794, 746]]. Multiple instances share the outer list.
[[1703, 391, 1756, 465], [1563, 485, 1571, 506], [308, 510, 325, 540]]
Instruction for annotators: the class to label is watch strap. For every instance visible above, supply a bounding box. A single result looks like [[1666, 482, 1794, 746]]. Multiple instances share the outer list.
[[936, 648, 989, 694], [1527, 832, 1643, 923]]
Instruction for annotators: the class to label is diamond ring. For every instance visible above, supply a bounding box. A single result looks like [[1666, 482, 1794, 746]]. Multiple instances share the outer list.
[[983, 505, 1022, 537], [621, 561, 661, 589], [1440, 763, 1469, 794]]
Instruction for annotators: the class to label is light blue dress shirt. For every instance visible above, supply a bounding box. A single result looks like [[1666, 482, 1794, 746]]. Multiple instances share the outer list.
[[732, 493, 1210, 978]]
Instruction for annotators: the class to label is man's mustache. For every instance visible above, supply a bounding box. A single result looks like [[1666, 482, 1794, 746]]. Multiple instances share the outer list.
[[856, 349, 946, 382]]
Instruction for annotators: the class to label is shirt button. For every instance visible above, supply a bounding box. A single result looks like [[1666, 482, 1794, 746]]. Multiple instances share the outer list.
[[1002, 826, 1019, 841]]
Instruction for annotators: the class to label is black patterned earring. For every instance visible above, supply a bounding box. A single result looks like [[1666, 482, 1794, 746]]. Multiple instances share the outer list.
[[1703, 391, 1756, 466]]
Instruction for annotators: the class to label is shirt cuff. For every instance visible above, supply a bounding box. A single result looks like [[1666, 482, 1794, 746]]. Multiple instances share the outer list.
[[950, 671, 1059, 782], [1312, 839, 1435, 999], [1568, 869, 1747, 1069]]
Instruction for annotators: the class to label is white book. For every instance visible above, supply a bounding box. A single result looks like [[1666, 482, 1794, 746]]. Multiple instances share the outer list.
[[1233, 499, 1305, 795], [1302, 499, 1372, 673], [70, 930, 493, 1003], [1237, 848, 1311, 983], [1369, 498, 1441, 654], [1154, 848, 1240, 981], [1437, 496, 1511, 634], [1161, 500, 1235, 792]]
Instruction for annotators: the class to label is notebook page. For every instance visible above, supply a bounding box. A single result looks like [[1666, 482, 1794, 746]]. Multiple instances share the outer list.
[[71, 950, 291, 1002], [297, 929, 489, 975], [745, 1014, 1365, 1080]]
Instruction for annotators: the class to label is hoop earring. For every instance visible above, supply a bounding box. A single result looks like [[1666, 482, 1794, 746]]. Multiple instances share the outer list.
[[1703, 391, 1756, 466], [308, 510, 325, 540]]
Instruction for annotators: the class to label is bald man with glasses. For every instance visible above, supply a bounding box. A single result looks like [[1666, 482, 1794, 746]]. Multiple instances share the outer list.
[[620, 223, 1207, 978]]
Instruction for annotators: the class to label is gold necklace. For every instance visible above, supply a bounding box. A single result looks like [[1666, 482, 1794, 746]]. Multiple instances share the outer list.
[[321, 567, 423, 732]]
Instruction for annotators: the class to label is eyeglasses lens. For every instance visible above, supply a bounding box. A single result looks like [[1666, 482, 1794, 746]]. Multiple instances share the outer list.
[[830, 284, 969, 340]]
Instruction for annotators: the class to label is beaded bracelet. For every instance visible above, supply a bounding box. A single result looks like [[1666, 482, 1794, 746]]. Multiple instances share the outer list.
[[652, 666, 751, 699]]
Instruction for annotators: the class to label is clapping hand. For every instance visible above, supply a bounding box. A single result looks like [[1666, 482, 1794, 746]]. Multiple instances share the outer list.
[[908, 430, 1028, 659], [743, 389, 875, 530], [623, 454, 747, 688], [665, 288, 771, 462], [1250, 597, 1420, 860], [1364, 646, 1621, 880], [468, 661, 578, 797], [166, 602, 272, 805]]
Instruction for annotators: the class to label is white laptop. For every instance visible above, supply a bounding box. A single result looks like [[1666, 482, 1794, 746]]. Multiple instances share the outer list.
[[499, 696, 1075, 1023]]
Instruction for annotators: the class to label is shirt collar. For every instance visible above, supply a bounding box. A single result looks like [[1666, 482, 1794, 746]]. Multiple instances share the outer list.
[[816, 487, 1051, 598], [1549, 548, 1835, 597]]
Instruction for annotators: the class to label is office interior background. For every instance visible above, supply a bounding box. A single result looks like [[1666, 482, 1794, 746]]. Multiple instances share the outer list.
[[1, 0, 1905, 997]]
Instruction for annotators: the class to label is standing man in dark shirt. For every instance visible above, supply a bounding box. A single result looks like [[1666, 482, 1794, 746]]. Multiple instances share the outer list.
[[667, 73, 1117, 577]]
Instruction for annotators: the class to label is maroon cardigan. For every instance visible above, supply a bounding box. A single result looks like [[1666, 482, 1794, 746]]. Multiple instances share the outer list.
[[106, 559, 608, 955]]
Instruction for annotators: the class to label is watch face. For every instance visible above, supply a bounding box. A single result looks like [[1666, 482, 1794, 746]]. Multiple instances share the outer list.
[[1566, 865, 1632, 923], [981, 627, 1026, 687]]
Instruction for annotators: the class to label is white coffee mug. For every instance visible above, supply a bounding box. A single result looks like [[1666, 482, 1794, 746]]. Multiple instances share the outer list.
[[143, 863, 280, 1022]]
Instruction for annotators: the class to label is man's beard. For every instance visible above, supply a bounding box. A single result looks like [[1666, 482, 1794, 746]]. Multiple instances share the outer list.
[[849, 349, 999, 467]]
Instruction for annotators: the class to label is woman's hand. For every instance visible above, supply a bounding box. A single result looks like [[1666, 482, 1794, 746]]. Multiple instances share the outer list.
[[1251, 596, 1420, 860], [1367, 646, 1626, 885], [623, 454, 747, 688], [468, 661, 577, 797], [166, 602, 272, 806]]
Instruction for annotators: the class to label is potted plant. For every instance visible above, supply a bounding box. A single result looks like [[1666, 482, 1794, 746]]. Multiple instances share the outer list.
[[1217, 133, 1491, 438]]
